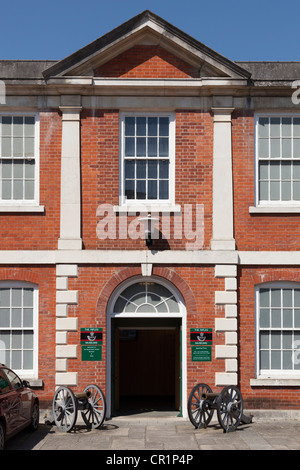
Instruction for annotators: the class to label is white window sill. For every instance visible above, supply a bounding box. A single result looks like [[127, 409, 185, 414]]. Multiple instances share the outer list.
[[249, 206, 300, 214], [16, 372, 42, 386], [0, 205, 45, 213], [250, 377, 300, 386], [22, 377, 43, 387], [114, 204, 182, 214]]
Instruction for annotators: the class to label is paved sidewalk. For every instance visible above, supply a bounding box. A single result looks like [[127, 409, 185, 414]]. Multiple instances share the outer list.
[[4, 414, 300, 451]]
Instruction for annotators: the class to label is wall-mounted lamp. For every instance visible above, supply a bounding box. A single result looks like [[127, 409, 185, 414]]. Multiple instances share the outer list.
[[138, 214, 159, 247]]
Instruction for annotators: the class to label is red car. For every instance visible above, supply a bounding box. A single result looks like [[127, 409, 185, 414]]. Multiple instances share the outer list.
[[0, 364, 39, 450]]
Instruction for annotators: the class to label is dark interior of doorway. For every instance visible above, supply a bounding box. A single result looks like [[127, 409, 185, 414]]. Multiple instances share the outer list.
[[116, 326, 180, 416]]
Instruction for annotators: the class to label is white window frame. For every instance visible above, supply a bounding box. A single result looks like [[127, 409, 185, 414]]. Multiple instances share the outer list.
[[119, 112, 176, 211], [0, 281, 39, 379], [255, 113, 300, 207], [255, 282, 300, 379], [0, 113, 40, 207]]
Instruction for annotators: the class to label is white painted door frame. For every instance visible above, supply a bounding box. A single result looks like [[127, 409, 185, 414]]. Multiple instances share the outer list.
[[105, 276, 187, 418]]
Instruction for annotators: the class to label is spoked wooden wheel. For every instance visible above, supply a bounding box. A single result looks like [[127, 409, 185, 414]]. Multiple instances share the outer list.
[[217, 385, 243, 433], [81, 384, 106, 429], [188, 383, 214, 429], [52, 386, 78, 432]]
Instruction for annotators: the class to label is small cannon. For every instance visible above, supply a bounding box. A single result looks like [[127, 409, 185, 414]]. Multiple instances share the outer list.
[[188, 383, 253, 433], [52, 384, 106, 432]]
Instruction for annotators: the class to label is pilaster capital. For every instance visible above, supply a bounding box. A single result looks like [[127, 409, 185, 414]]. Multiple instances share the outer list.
[[59, 106, 82, 121], [211, 107, 235, 122]]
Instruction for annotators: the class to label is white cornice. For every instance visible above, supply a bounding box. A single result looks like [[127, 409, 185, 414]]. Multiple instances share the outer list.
[[44, 77, 248, 88], [238, 251, 300, 265], [43, 77, 249, 98], [1, 249, 300, 266], [0, 250, 237, 265]]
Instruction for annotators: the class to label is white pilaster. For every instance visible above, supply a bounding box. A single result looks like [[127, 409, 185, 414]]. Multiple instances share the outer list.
[[58, 106, 82, 250], [55, 372, 78, 386], [55, 263, 79, 387], [214, 263, 238, 386], [210, 107, 235, 250]]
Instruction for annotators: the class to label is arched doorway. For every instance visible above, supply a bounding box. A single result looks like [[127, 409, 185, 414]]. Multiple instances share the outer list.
[[106, 276, 187, 418]]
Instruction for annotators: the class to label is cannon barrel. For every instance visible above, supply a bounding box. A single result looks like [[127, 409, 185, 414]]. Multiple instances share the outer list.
[[201, 392, 220, 400], [75, 391, 92, 399]]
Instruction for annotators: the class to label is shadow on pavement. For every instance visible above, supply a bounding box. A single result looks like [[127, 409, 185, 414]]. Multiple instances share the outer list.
[[5, 424, 53, 450], [5, 422, 120, 450]]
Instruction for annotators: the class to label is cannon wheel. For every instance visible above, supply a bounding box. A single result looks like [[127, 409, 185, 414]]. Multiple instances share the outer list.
[[217, 385, 243, 433], [81, 384, 106, 429], [52, 386, 78, 432], [188, 383, 214, 429]]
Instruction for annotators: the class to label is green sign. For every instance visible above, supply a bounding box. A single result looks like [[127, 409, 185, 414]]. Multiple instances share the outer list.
[[190, 328, 212, 345], [80, 328, 103, 345], [81, 328, 103, 361], [190, 328, 212, 362], [191, 346, 212, 362], [82, 344, 102, 361]]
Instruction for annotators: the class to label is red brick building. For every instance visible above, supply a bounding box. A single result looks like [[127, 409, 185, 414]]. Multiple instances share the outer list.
[[1, 10, 300, 418]]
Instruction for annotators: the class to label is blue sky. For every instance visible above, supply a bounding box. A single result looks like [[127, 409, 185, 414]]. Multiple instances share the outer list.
[[1, 0, 300, 61]]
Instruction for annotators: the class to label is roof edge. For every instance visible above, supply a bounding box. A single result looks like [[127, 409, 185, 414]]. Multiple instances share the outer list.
[[42, 10, 251, 80]]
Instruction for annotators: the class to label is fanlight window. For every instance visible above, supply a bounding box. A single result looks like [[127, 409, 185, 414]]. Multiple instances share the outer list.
[[113, 281, 180, 314]]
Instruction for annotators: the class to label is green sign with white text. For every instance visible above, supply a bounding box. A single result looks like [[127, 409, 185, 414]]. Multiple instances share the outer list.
[[190, 328, 212, 362], [191, 346, 212, 362], [81, 344, 102, 361], [81, 328, 103, 361]]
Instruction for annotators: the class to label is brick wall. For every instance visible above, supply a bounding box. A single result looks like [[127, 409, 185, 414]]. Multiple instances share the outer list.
[[0, 266, 56, 407], [3, 264, 224, 408], [0, 106, 214, 252], [53, 266, 225, 407], [94, 45, 199, 78], [3, 104, 298, 253], [2, 263, 299, 410], [239, 266, 300, 408], [0, 110, 61, 250], [232, 110, 300, 250], [81, 109, 213, 250]]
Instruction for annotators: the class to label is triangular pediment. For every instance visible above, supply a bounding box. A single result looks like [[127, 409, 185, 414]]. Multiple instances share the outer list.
[[93, 43, 227, 79], [43, 11, 251, 80]]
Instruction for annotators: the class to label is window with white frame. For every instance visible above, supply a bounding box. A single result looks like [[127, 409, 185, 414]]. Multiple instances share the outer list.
[[113, 280, 180, 314], [120, 113, 175, 205], [0, 283, 38, 377], [0, 115, 39, 204], [256, 284, 300, 376], [256, 116, 300, 204]]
